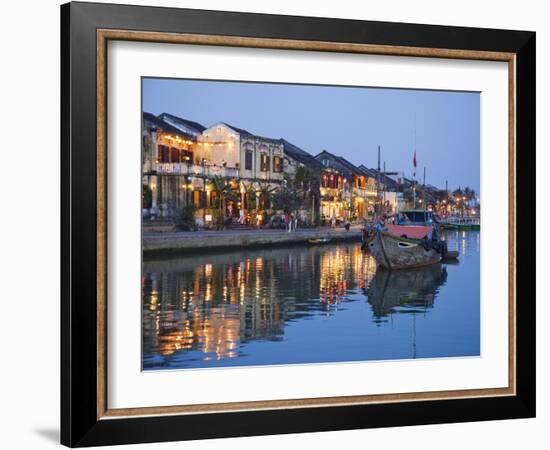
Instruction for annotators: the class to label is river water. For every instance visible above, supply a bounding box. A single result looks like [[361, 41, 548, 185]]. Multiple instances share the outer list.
[[142, 230, 480, 370]]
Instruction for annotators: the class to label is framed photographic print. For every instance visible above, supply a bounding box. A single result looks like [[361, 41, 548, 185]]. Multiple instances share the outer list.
[[61, 1, 536, 447]]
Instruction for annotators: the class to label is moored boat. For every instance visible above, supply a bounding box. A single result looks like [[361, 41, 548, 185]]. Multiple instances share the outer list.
[[308, 237, 331, 245], [441, 216, 480, 231], [367, 224, 449, 270]]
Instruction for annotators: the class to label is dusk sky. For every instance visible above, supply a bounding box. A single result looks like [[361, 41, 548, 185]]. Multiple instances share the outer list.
[[143, 78, 480, 192]]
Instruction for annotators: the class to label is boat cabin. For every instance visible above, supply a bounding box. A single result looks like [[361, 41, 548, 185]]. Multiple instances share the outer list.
[[396, 210, 437, 226]]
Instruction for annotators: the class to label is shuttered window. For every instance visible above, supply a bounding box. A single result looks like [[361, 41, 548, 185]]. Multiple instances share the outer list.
[[273, 156, 282, 172], [245, 151, 253, 170], [260, 154, 269, 172], [158, 145, 170, 163]]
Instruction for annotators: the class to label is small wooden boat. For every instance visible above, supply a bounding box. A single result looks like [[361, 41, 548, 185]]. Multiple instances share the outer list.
[[441, 216, 480, 231], [367, 225, 449, 270], [361, 227, 375, 252], [308, 237, 331, 245]]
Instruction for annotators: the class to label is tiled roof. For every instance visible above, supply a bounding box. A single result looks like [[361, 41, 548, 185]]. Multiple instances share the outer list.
[[357, 165, 378, 178], [157, 112, 207, 133], [221, 122, 252, 135], [335, 155, 362, 174], [221, 122, 282, 144], [280, 139, 322, 169], [315, 150, 363, 176], [143, 112, 196, 140]]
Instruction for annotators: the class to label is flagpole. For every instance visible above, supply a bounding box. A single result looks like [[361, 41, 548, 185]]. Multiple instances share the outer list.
[[412, 152, 416, 209], [413, 127, 417, 209]]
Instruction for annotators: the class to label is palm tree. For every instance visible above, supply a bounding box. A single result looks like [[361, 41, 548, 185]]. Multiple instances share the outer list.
[[256, 182, 278, 211], [241, 181, 258, 212], [464, 187, 477, 203], [208, 175, 232, 223], [452, 188, 470, 216]]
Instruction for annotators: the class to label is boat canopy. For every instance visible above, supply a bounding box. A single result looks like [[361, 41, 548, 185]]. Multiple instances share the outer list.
[[385, 224, 432, 240], [397, 209, 434, 225]]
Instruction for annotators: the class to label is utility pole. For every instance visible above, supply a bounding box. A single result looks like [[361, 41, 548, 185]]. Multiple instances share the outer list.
[[423, 167, 427, 211], [377, 146, 381, 216]]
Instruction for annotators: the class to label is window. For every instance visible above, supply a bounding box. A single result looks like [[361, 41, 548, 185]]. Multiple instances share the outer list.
[[245, 151, 253, 170], [273, 156, 282, 173], [158, 145, 170, 163], [260, 154, 270, 172], [193, 191, 207, 209], [323, 158, 329, 167], [180, 149, 193, 163], [170, 147, 180, 163]]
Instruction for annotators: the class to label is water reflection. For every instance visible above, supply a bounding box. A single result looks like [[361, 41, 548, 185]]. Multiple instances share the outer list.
[[143, 231, 480, 369], [367, 264, 447, 321]]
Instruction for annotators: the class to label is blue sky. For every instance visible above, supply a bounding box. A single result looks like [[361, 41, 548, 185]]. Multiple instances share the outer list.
[[143, 78, 480, 192]]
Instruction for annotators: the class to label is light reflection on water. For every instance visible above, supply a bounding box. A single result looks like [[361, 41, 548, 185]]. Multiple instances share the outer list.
[[143, 231, 480, 370]]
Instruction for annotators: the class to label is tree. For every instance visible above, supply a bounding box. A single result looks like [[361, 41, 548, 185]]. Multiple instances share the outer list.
[[290, 166, 320, 225], [208, 176, 234, 224], [272, 187, 300, 214], [434, 189, 450, 204], [452, 188, 465, 199], [293, 166, 312, 192], [452, 188, 468, 216], [175, 204, 198, 231], [256, 182, 278, 211], [464, 186, 477, 203], [241, 181, 257, 212]]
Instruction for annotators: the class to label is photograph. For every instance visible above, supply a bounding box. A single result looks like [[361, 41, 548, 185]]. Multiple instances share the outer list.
[[55, 1, 536, 446], [141, 78, 481, 371]]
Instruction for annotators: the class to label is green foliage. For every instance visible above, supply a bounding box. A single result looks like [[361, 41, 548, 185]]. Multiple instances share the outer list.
[[241, 182, 257, 211], [257, 182, 278, 210], [176, 204, 198, 231], [453, 186, 477, 203], [434, 189, 453, 205], [271, 187, 300, 214], [142, 184, 152, 209], [208, 176, 234, 221], [293, 166, 320, 193], [212, 210, 226, 230], [209, 176, 231, 199]]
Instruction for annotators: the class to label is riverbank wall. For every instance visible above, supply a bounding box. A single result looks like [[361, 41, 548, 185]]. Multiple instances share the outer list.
[[143, 228, 362, 256]]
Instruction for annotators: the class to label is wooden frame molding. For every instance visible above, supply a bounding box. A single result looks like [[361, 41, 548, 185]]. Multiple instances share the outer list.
[[96, 29, 517, 420]]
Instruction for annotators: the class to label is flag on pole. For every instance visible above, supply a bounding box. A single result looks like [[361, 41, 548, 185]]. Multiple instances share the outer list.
[[413, 150, 417, 177]]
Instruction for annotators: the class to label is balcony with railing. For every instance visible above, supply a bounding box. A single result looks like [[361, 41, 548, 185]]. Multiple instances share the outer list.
[[155, 163, 239, 178]]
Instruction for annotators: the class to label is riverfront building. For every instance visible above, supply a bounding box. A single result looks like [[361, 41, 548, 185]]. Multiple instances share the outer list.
[[143, 112, 421, 228], [143, 112, 286, 225], [280, 139, 323, 224], [315, 150, 377, 222]]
